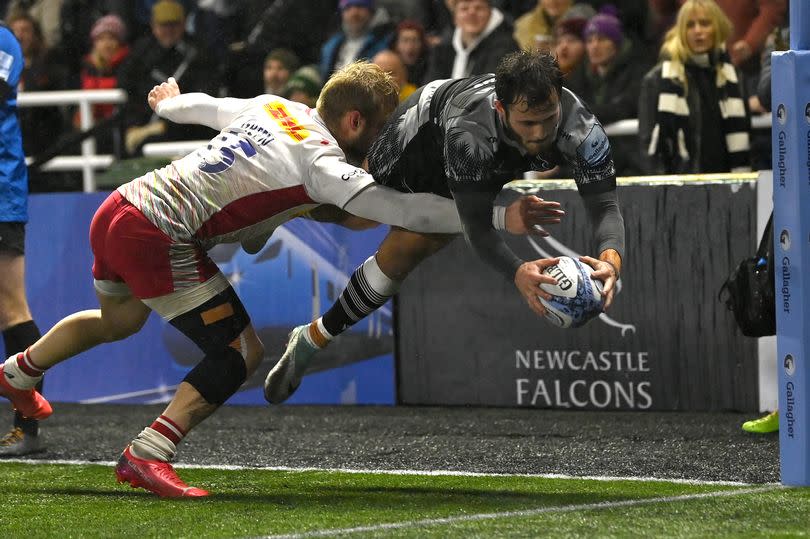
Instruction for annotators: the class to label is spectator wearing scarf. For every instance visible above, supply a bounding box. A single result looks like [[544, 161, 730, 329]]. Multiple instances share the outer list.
[[638, 0, 751, 174]]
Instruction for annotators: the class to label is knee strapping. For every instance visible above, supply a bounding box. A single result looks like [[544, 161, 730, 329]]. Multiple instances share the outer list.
[[169, 287, 251, 405], [183, 346, 247, 405]]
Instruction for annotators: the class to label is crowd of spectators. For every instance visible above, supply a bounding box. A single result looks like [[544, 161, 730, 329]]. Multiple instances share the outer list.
[[0, 0, 788, 190]]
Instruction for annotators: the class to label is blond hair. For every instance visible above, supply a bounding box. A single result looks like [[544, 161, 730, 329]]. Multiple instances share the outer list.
[[660, 0, 732, 65], [317, 61, 399, 131]]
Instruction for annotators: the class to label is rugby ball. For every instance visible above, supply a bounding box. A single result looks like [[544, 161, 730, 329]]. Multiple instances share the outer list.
[[538, 256, 604, 328]]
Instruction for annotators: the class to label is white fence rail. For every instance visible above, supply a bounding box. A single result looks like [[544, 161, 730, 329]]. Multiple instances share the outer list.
[[18, 88, 127, 192], [604, 114, 772, 137]]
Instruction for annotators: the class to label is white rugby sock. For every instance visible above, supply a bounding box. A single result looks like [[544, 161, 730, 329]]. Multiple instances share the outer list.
[[3, 352, 44, 390], [129, 415, 185, 462], [130, 428, 177, 462]]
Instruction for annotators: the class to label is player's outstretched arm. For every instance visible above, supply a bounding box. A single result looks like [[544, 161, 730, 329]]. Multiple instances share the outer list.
[[311, 153, 558, 237], [343, 184, 462, 233], [150, 77, 249, 131], [452, 188, 560, 317], [580, 189, 625, 310], [343, 187, 562, 236]]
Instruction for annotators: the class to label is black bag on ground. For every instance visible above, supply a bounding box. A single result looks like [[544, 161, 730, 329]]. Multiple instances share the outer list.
[[719, 212, 776, 337]]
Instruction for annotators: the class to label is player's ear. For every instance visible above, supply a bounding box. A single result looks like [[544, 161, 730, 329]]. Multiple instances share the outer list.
[[337, 110, 362, 136], [348, 110, 363, 131], [494, 99, 506, 117]]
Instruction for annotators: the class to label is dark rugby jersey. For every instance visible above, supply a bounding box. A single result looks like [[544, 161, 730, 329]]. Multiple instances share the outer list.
[[367, 74, 616, 197], [367, 74, 624, 281]]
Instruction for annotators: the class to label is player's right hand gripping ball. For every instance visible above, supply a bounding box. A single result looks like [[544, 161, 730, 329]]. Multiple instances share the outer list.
[[538, 256, 604, 328]]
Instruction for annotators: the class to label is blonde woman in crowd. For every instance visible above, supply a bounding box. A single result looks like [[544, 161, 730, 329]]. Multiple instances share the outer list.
[[638, 0, 752, 174]]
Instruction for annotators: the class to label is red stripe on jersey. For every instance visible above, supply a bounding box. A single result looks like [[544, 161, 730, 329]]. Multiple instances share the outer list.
[[193, 185, 314, 240]]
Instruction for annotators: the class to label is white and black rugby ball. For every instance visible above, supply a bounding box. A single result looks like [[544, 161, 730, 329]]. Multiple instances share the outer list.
[[538, 256, 604, 329]]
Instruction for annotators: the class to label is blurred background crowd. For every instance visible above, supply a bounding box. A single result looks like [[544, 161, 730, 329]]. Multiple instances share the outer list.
[[2, 0, 788, 191]]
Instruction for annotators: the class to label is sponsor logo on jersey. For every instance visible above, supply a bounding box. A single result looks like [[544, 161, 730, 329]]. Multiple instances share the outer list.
[[0, 50, 14, 82], [264, 102, 310, 142], [341, 169, 364, 181], [577, 125, 609, 165]]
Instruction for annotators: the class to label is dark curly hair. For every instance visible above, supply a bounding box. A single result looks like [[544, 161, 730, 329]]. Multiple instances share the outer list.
[[495, 51, 563, 109]]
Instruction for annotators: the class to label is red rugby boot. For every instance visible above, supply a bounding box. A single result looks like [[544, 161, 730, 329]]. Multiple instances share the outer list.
[[0, 364, 52, 420], [115, 446, 209, 498]]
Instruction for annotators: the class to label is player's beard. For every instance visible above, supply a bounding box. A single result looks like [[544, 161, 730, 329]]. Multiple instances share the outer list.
[[343, 145, 366, 167], [505, 123, 546, 157], [343, 128, 376, 167]]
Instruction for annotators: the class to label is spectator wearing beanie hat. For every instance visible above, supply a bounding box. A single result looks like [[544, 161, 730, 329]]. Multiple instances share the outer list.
[[340, 0, 373, 8], [566, 6, 651, 175], [553, 9, 592, 76], [80, 14, 130, 126], [319, 0, 393, 81], [283, 65, 323, 108], [90, 14, 126, 44], [76, 14, 130, 156], [584, 10, 623, 52]]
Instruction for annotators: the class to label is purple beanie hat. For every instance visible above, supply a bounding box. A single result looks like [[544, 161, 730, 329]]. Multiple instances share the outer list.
[[584, 13, 623, 46], [340, 0, 375, 10]]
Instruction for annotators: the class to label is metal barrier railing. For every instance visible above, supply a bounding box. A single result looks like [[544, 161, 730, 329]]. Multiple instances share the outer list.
[[18, 88, 128, 192], [604, 114, 771, 136]]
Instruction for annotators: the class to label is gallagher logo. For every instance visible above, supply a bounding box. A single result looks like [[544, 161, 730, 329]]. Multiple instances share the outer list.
[[784, 354, 796, 376]]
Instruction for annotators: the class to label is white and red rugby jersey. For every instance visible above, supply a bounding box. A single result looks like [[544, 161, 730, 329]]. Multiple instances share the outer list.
[[117, 94, 374, 250]]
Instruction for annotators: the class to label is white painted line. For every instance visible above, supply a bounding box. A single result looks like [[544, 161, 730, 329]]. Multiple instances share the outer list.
[[0, 457, 770, 487], [79, 384, 180, 404], [256, 485, 784, 539]]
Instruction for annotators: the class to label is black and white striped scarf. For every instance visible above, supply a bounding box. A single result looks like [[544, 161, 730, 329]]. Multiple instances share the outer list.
[[647, 51, 751, 172]]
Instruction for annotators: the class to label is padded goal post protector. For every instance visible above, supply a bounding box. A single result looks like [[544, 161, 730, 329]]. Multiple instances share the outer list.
[[772, 1, 810, 486]]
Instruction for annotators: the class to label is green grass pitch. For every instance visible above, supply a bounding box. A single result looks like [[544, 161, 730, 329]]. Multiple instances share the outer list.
[[1, 461, 807, 538]]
